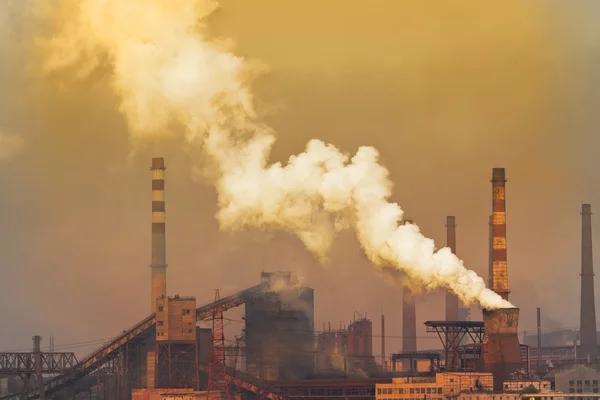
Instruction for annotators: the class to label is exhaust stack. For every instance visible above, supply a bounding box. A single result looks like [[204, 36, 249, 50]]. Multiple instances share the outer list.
[[401, 219, 417, 361], [580, 204, 597, 360], [445, 216, 459, 321], [481, 308, 523, 391], [488, 215, 493, 289], [150, 157, 167, 313], [491, 168, 509, 300]]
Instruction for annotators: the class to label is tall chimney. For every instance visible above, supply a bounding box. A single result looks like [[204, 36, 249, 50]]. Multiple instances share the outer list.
[[402, 288, 417, 354], [580, 204, 597, 360], [150, 157, 167, 313], [381, 313, 386, 370], [488, 215, 493, 289], [401, 220, 417, 358], [536, 307, 542, 372], [491, 168, 509, 300], [445, 216, 459, 321]]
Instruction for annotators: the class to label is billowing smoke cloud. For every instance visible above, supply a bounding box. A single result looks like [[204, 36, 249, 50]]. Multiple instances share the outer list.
[[38, 0, 512, 309]]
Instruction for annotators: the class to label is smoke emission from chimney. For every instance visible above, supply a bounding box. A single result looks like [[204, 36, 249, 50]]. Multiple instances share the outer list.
[[38, 0, 513, 310]]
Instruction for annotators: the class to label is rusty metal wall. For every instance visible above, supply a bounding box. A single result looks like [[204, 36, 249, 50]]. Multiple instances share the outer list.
[[580, 204, 598, 360], [491, 168, 509, 300], [445, 216, 459, 321]]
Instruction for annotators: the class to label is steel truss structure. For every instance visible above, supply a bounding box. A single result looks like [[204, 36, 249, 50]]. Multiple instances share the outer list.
[[0, 352, 77, 375], [390, 351, 440, 373], [155, 342, 198, 390], [424, 321, 485, 371]]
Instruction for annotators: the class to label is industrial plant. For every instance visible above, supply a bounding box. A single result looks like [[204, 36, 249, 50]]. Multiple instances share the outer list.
[[0, 161, 598, 400]]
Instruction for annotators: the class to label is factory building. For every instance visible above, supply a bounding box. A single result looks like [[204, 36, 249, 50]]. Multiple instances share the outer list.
[[375, 373, 494, 400], [552, 364, 600, 396], [244, 272, 315, 381]]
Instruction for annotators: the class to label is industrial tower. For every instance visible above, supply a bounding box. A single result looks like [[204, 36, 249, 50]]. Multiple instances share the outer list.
[[580, 204, 598, 360], [150, 157, 168, 313], [490, 168, 509, 300]]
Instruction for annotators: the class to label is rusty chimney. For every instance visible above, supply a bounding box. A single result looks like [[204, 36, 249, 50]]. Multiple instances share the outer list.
[[580, 204, 597, 360], [150, 157, 167, 313], [445, 216, 459, 321], [491, 168, 509, 300]]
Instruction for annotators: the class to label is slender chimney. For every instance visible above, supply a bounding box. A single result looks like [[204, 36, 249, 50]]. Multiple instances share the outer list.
[[491, 168, 509, 300], [401, 220, 417, 360], [445, 216, 459, 321], [381, 313, 386, 370], [402, 288, 417, 353], [536, 307, 542, 372], [150, 157, 167, 313], [488, 215, 493, 289], [580, 204, 597, 360]]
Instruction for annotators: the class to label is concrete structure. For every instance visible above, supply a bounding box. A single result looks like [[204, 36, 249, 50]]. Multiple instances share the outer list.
[[316, 330, 347, 375], [554, 363, 600, 397], [491, 168, 509, 301], [132, 388, 242, 400], [445, 216, 460, 322], [502, 380, 552, 393], [245, 272, 315, 381], [154, 296, 199, 389], [580, 204, 598, 361], [481, 308, 524, 391], [375, 372, 494, 400], [150, 157, 167, 313], [402, 219, 418, 366]]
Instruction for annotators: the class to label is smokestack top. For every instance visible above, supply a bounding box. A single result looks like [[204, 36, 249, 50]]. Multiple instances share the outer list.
[[151, 157, 165, 170], [582, 204, 592, 215], [446, 216, 456, 227], [491, 168, 506, 183]]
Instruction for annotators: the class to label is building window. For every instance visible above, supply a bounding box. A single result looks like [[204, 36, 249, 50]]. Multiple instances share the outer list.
[[157, 321, 164, 326], [157, 306, 164, 312], [586, 380, 591, 386], [182, 309, 191, 316], [377, 389, 382, 394], [594, 380, 599, 386], [577, 389, 583, 393], [569, 389, 574, 393], [570, 381, 575, 386], [594, 388, 599, 394], [578, 380, 583, 386], [504, 384, 509, 389], [410, 389, 414, 394], [427, 388, 431, 394], [438, 389, 442, 394], [450, 379, 454, 383], [399, 389, 404, 394]]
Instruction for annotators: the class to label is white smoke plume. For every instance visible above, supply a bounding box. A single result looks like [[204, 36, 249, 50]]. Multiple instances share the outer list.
[[38, 0, 513, 309]]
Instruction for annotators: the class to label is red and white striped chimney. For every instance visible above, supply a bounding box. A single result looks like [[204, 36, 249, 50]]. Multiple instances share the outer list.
[[150, 157, 167, 313]]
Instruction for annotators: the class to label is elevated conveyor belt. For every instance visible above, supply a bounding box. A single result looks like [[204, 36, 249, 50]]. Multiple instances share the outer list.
[[1, 285, 264, 400]]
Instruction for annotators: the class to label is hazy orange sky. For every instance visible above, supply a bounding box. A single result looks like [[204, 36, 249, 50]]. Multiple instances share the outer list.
[[0, 0, 599, 358]]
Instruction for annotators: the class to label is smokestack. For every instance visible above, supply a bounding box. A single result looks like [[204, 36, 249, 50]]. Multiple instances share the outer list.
[[445, 216, 459, 321], [401, 220, 417, 358], [491, 168, 509, 300], [536, 307, 542, 372], [381, 313, 386, 370], [481, 308, 523, 391], [150, 157, 167, 313], [402, 288, 417, 354], [580, 204, 597, 360], [488, 215, 493, 289]]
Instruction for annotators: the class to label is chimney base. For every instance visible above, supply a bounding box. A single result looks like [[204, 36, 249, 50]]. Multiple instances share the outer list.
[[481, 308, 523, 390]]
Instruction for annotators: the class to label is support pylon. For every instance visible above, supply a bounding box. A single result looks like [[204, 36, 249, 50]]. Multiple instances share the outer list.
[[207, 289, 230, 400]]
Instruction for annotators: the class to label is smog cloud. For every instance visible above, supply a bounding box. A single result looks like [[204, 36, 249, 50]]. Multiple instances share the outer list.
[[34, 0, 520, 309]]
